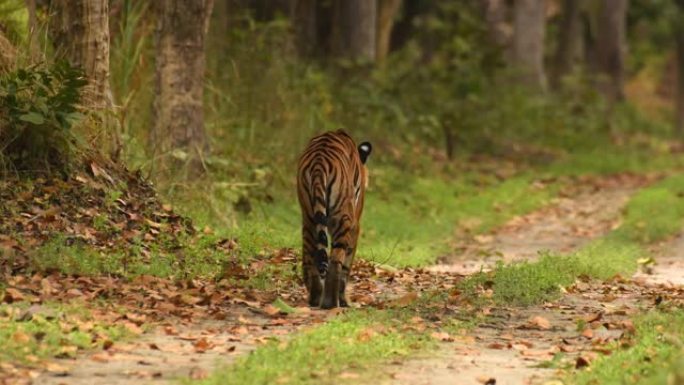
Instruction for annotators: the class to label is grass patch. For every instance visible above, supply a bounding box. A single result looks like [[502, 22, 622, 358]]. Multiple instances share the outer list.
[[189, 308, 434, 385], [173, 168, 557, 270], [362, 170, 556, 267], [570, 309, 684, 385], [0, 300, 129, 365], [461, 173, 684, 306]]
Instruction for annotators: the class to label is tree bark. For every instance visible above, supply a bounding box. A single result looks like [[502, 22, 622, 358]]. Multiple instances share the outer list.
[[48, 0, 112, 108], [594, 0, 628, 103], [512, 0, 546, 91], [152, 0, 214, 176], [551, 0, 584, 89], [675, 0, 684, 135], [481, 0, 512, 56], [292, 0, 317, 57], [331, 0, 376, 62], [376, 0, 401, 63]]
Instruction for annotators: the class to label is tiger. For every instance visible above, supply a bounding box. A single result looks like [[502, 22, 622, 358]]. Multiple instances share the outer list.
[[296, 130, 372, 309]]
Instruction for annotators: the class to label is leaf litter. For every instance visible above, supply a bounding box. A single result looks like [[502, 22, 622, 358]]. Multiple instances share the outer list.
[[0, 167, 682, 385]]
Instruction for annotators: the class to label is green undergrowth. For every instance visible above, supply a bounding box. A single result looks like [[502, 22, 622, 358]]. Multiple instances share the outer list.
[[462, 173, 684, 306], [188, 308, 437, 385], [26, 233, 231, 280], [172, 167, 558, 270], [570, 309, 684, 385], [0, 300, 130, 365]]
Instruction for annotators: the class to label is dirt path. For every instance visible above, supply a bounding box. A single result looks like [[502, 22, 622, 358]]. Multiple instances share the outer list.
[[35, 306, 337, 385], [379, 175, 680, 385], [384, 280, 659, 385], [432, 175, 646, 275], [634, 234, 684, 287]]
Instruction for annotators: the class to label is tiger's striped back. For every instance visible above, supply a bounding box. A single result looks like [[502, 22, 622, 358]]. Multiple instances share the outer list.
[[297, 129, 371, 309]]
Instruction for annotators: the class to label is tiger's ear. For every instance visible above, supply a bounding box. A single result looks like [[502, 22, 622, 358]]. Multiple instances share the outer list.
[[358, 142, 372, 164]]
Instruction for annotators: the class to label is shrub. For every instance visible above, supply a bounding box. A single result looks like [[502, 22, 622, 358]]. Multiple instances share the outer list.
[[0, 62, 86, 174]]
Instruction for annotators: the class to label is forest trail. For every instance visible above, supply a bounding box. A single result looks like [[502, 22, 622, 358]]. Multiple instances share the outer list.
[[381, 175, 683, 385], [36, 307, 322, 385], [29, 174, 682, 385], [431, 175, 646, 275]]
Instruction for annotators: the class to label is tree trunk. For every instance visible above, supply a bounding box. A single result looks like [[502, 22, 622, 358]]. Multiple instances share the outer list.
[[292, 0, 317, 57], [551, 0, 584, 89], [48, 0, 112, 108], [675, 0, 684, 135], [481, 0, 511, 56], [594, 0, 628, 103], [512, 0, 546, 91], [331, 0, 376, 61], [376, 0, 401, 63], [152, 0, 214, 176]]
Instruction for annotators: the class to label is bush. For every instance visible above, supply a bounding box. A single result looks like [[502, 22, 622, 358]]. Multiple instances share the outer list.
[[0, 62, 86, 174]]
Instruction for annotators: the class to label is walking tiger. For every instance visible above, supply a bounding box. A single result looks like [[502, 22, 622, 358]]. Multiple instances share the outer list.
[[296, 130, 372, 309]]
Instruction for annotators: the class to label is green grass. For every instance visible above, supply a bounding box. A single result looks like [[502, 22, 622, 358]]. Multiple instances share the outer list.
[[189, 308, 434, 385], [171, 167, 557, 270], [570, 309, 684, 385], [27, 233, 233, 280], [461, 173, 684, 306], [0, 300, 129, 365], [361, 169, 556, 267]]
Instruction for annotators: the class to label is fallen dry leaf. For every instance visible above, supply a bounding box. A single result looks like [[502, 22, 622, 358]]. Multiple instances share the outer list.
[[476, 375, 496, 385], [528, 316, 552, 330]]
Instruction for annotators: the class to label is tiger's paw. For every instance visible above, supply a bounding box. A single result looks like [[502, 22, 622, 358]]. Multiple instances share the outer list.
[[320, 296, 338, 309]]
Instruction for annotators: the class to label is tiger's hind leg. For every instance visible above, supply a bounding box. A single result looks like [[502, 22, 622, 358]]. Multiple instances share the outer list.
[[321, 259, 340, 309], [302, 230, 323, 307], [321, 247, 352, 308], [338, 224, 360, 308]]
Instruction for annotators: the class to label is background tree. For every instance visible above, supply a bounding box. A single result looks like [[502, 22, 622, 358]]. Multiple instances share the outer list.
[[292, 0, 317, 57], [675, 0, 684, 134], [376, 0, 402, 63], [594, 0, 628, 103], [511, 0, 546, 90], [551, 0, 584, 88], [48, 0, 112, 108], [481, 0, 511, 57], [152, 0, 214, 176], [331, 0, 376, 61]]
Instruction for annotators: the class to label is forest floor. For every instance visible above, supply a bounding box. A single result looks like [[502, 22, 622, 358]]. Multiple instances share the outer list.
[[2, 171, 684, 385]]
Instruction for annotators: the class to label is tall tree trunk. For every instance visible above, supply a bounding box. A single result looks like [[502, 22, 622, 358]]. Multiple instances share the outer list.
[[292, 0, 317, 57], [481, 0, 511, 57], [331, 0, 376, 61], [512, 0, 546, 91], [48, 0, 112, 108], [594, 0, 628, 103], [551, 0, 584, 89], [152, 0, 214, 176], [376, 0, 401, 63], [675, 0, 684, 135]]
